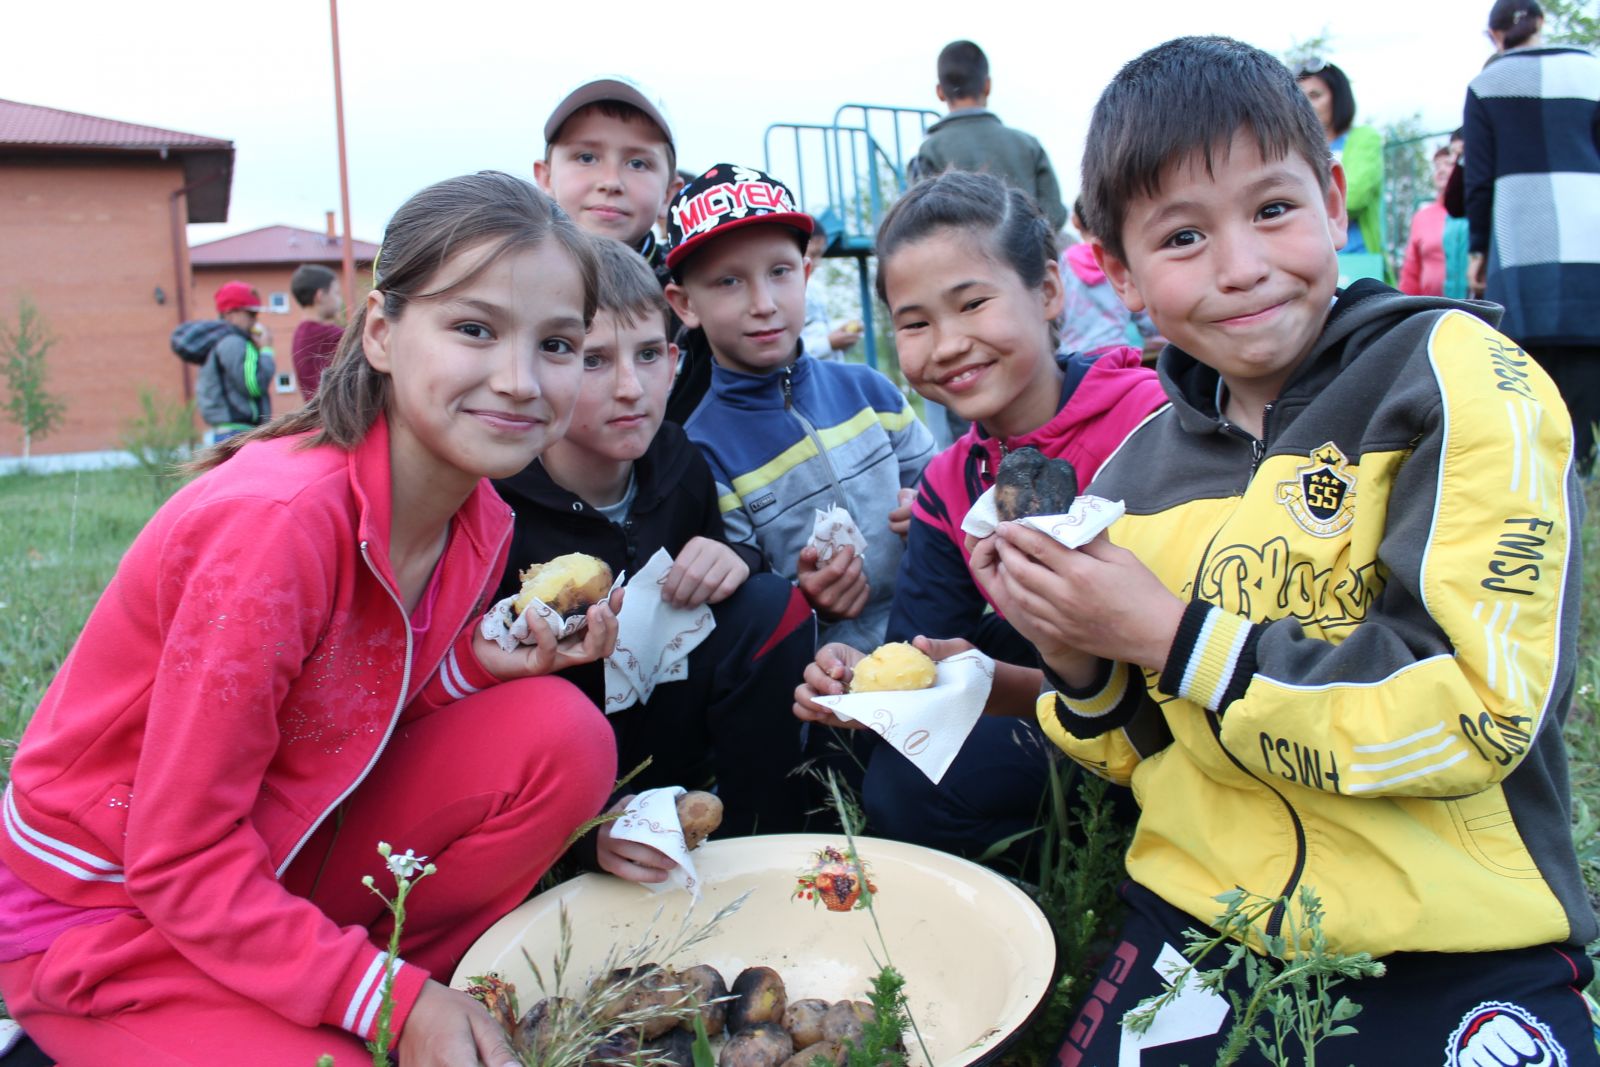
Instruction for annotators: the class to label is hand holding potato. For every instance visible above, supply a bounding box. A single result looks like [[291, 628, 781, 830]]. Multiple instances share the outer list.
[[476, 587, 624, 681], [596, 795, 676, 884], [793, 643, 866, 728], [796, 545, 868, 621]]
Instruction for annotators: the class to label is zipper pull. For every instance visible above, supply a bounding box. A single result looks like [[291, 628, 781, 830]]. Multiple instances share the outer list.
[[782, 367, 794, 409], [1251, 437, 1266, 468]]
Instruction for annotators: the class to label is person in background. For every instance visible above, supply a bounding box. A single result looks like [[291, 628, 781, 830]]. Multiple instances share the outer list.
[[1399, 142, 1470, 298], [1057, 199, 1161, 357], [910, 40, 1069, 232], [1466, 0, 1600, 476], [800, 218, 862, 362], [1297, 59, 1390, 282], [197, 280, 275, 442], [289, 264, 344, 400]]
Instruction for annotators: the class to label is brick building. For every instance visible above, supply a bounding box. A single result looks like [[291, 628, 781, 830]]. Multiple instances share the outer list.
[[0, 97, 233, 463], [189, 223, 376, 414]]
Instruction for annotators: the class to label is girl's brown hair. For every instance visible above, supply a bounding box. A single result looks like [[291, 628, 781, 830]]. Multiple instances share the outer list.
[[192, 171, 598, 471]]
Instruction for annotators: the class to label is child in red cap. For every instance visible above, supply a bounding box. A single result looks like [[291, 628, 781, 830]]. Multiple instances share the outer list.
[[199, 279, 276, 440]]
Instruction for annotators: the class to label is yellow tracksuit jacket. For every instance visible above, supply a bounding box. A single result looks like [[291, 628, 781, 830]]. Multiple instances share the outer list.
[[1039, 284, 1595, 955]]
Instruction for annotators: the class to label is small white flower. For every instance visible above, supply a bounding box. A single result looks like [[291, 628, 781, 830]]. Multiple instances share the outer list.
[[386, 848, 429, 880]]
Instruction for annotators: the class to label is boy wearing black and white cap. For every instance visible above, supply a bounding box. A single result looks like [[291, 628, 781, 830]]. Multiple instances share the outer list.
[[665, 164, 936, 649]]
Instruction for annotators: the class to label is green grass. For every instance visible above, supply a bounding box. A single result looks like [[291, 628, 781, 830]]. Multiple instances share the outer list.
[[0, 468, 177, 782]]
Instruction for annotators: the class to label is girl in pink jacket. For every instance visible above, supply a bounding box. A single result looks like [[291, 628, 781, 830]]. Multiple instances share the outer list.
[[0, 172, 620, 1066], [793, 172, 1167, 860]]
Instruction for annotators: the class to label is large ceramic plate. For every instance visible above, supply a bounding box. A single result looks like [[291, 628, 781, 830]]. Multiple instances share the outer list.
[[452, 834, 1057, 1067]]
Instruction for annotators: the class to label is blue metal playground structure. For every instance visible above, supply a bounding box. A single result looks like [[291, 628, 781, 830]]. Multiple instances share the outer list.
[[764, 103, 940, 370]]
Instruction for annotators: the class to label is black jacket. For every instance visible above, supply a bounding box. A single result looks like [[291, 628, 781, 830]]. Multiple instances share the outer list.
[[493, 421, 764, 599], [493, 423, 764, 704]]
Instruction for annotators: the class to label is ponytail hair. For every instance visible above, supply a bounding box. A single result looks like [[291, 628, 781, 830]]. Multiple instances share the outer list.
[[874, 170, 1057, 304], [1489, 0, 1543, 49], [191, 171, 598, 472]]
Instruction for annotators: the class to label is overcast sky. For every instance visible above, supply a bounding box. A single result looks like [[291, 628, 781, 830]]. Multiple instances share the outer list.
[[3, 0, 1501, 247]]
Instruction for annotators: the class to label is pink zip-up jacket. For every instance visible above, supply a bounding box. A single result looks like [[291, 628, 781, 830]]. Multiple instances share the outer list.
[[0, 414, 513, 1043], [887, 348, 1168, 646]]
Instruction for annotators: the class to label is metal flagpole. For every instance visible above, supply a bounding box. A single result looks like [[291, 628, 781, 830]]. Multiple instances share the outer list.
[[330, 0, 356, 300]]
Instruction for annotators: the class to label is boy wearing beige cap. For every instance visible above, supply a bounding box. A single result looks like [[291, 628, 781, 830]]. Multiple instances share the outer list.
[[537, 77, 702, 418]]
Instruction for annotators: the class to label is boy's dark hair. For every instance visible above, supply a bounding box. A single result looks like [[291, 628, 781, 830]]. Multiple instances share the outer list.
[[875, 171, 1056, 303], [591, 236, 671, 333], [937, 40, 989, 100], [1490, 0, 1544, 48], [546, 101, 676, 172], [290, 264, 338, 307], [1294, 60, 1356, 137], [1081, 36, 1331, 263]]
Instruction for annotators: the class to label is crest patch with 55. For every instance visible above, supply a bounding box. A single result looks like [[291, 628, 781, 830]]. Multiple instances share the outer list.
[[1276, 441, 1357, 538]]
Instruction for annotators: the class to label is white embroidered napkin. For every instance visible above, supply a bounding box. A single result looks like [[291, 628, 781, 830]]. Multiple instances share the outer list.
[[480, 569, 627, 653], [609, 786, 703, 899], [807, 504, 868, 562], [814, 649, 996, 784], [960, 487, 1126, 548], [604, 549, 717, 713]]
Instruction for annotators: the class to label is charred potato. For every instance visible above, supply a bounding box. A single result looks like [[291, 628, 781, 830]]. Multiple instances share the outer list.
[[779, 1040, 846, 1067], [586, 1026, 641, 1066], [782, 999, 830, 1049], [719, 1023, 794, 1067], [676, 791, 724, 849], [649, 1027, 697, 1067], [820, 1001, 875, 1047], [727, 967, 788, 1032], [589, 963, 680, 1037], [514, 996, 579, 1059], [993, 446, 1079, 521], [678, 963, 730, 1037]]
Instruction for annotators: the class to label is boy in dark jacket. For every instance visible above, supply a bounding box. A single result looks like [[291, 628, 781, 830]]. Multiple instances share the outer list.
[[494, 238, 816, 878], [197, 280, 275, 441]]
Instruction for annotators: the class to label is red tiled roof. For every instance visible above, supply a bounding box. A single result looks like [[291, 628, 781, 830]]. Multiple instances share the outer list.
[[190, 225, 379, 267], [0, 98, 230, 150], [0, 98, 235, 223]]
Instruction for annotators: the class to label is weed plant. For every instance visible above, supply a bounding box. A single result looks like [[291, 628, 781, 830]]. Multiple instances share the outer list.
[[1123, 885, 1385, 1066]]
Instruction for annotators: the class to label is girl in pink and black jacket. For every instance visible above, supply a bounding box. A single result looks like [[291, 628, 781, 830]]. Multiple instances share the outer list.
[[794, 172, 1167, 861], [0, 173, 620, 1067]]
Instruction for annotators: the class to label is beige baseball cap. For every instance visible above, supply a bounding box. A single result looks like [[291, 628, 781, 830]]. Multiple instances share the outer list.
[[543, 76, 675, 153]]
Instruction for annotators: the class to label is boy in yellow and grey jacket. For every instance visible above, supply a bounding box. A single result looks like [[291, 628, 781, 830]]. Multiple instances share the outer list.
[[970, 36, 1598, 1066]]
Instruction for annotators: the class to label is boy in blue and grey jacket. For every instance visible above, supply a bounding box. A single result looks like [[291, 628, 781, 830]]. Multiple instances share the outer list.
[[665, 165, 936, 649]]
